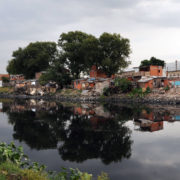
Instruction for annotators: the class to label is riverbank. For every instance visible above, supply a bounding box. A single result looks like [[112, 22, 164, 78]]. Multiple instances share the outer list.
[[0, 92, 180, 105]]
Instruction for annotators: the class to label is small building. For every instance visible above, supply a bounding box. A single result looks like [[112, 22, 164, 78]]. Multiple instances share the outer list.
[[90, 65, 108, 78], [138, 77, 154, 90], [10, 74, 25, 81], [35, 71, 46, 80], [0, 74, 10, 87], [134, 119, 163, 132], [139, 65, 163, 76], [167, 70, 180, 78]]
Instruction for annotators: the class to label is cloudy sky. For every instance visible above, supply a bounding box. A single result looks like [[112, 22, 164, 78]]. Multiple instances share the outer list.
[[1, 0, 180, 73]]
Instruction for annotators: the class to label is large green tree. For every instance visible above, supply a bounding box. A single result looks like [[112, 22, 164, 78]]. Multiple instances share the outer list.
[[58, 31, 98, 79], [97, 33, 131, 77], [39, 54, 72, 88], [58, 31, 131, 78], [7, 42, 58, 79], [140, 57, 165, 67]]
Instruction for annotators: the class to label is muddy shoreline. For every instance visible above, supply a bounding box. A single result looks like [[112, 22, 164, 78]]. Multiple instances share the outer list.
[[1, 93, 180, 105]]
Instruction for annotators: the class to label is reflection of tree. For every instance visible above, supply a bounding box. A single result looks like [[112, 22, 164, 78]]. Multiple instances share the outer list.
[[58, 114, 132, 164], [4, 101, 133, 164], [7, 111, 58, 149]]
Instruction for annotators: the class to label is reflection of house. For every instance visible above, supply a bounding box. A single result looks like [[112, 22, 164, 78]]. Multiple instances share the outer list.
[[134, 119, 163, 132]]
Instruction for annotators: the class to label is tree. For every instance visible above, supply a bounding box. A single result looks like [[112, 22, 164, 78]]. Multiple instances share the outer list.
[[58, 31, 131, 79], [58, 31, 98, 79], [39, 54, 72, 88], [7, 42, 58, 79], [97, 33, 131, 77], [140, 57, 165, 67]]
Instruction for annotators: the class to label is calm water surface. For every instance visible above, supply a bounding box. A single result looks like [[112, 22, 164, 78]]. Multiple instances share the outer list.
[[0, 99, 180, 180]]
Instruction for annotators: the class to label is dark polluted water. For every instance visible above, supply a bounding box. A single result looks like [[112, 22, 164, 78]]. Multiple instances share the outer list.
[[0, 99, 180, 180]]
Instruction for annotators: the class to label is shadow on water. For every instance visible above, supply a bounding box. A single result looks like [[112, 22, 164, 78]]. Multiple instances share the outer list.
[[2, 99, 133, 164]]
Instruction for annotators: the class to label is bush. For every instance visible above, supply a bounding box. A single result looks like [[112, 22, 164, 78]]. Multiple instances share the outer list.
[[2, 77, 10, 83], [0, 142, 110, 180], [145, 87, 151, 94], [164, 85, 170, 91], [114, 78, 132, 93], [128, 88, 146, 98]]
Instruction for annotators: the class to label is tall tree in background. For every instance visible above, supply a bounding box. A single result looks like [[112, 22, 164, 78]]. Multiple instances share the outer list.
[[7, 42, 57, 79], [58, 31, 131, 78], [58, 31, 99, 79], [140, 57, 165, 67], [98, 33, 131, 77], [39, 54, 72, 88]]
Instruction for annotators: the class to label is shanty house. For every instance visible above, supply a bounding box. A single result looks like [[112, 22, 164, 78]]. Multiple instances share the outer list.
[[0, 74, 10, 87], [138, 77, 153, 90]]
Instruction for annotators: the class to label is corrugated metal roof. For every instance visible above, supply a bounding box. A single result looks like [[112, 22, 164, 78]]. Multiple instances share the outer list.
[[138, 77, 153, 83]]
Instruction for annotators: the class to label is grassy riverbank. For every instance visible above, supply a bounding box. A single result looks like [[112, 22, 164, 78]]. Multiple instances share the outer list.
[[0, 142, 109, 180]]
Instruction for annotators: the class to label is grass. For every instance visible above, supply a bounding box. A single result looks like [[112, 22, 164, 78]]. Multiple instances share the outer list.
[[58, 88, 82, 96], [0, 142, 109, 180], [0, 162, 48, 180], [0, 87, 13, 94]]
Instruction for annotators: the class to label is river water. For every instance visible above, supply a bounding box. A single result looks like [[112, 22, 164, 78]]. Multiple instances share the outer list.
[[0, 99, 180, 180]]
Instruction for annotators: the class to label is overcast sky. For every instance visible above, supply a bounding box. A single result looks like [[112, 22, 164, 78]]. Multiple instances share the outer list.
[[1, 0, 180, 73]]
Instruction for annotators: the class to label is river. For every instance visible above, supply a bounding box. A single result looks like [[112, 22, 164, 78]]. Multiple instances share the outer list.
[[0, 99, 180, 180]]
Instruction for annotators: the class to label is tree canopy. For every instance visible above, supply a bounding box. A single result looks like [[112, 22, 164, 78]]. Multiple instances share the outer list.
[[6, 31, 131, 85], [97, 33, 131, 77], [39, 54, 72, 88], [7, 42, 57, 79], [140, 57, 165, 67], [58, 31, 131, 78]]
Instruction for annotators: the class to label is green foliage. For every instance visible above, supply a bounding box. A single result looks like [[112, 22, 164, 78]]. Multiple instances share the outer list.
[[140, 57, 165, 67], [145, 87, 151, 94], [128, 88, 146, 98], [39, 56, 72, 87], [2, 77, 10, 83], [58, 31, 96, 79], [0, 142, 26, 166], [0, 162, 48, 180], [58, 31, 131, 78], [0, 142, 109, 180], [114, 78, 132, 93], [0, 87, 12, 94], [7, 41, 58, 79], [103, 87, 112, 96], [98, 33, 131, 77], [97, 172, 109, 180], [164, 85, 170, 91]]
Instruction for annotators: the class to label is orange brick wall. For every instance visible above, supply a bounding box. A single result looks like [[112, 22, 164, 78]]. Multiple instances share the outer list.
[[74, 81, 82, 90], [150, 121, 163, 132], [150, 66, 162, 76], [0, 74, 10, 80], [145, 80, 153, 89], [90, 65, 108, 78]]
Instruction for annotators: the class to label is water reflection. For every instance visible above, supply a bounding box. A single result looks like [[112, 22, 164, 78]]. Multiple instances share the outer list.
[[2, 99, 180, 179], [2, 100, 132, 164]]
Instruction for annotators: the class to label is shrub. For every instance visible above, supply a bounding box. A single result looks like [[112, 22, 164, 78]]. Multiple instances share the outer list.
[[128, 88, 146, 98], [0, 142, 109, 180], [2, 77, 10, 83], [145, 87, 151, 94], [164, 85, 170, 91], [114, 78, 132, 93]]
